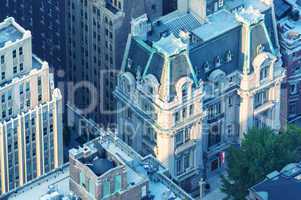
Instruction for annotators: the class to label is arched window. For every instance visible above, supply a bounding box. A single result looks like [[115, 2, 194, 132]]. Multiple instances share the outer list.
[[257, 44, 265, 55], [203, 62, 210, 72], [215, 56, 221, 67], [148, 85, 153, 95], [225, 50, 232, 63], [182, 83, 189, 98], [121, 78, 130, 94]]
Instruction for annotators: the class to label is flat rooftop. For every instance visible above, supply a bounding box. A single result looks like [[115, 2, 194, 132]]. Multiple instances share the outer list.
[[148, 10, 203, 41], [100, 140, 181, 200], [192, 10, 240, 41], [73, 125, 193, 200], [88, 158, 116, 176], [3, 165, 70, 200], [0, 55, 43, 89], [0, 24, 23, 48]]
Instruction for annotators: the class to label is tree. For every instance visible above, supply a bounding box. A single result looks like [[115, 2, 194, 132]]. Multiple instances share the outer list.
[[221, 127, 301, 200]]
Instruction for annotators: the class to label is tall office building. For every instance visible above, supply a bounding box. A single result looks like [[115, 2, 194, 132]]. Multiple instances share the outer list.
[[163, 0, 178, 14], [65, 0, 163, 125], [0, 0, 66, 84], [0, 18, 63, 194], [115, 0, 285, 195]]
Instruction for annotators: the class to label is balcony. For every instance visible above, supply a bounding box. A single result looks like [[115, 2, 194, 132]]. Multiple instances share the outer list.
[[175, 140, 196, 155], [207, 113, 224, 124], [254, 101, 274, 116]]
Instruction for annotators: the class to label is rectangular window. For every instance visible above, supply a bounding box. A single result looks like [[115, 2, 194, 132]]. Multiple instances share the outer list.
[[26, 82, 30, 91], [19, 84, 23, 95], [184, 153, 190, 169], [13, 66, 17, 74], [174, 111, 180, 123], [102, 180, 110, 198], [114, 175, 121, 193], [189, 104, 194, 115], [38, 94, 42, 102], [254, 89, 269, 108], [184, 128, 190, 142], [38, 77, 42, 85], [260, 67, 269, 80], [182, 108, 187, 119], [79, 171, 85, 187], [175, 131, 183, 147], [176, 157, 183, 175], [228, 96, 233, 107], [13, 50, 16, 58], [1, 55, 4, 64], [88, 179, 95, 196], [208, 102, 222, 118], [1, 72, 5, 80], [20, 63, 24, 71], [1, 95, 5, 103], [19, 47, 23, 55]]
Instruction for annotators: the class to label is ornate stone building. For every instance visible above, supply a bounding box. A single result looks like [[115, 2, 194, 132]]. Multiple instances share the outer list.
[[114, 0, 285, 194]]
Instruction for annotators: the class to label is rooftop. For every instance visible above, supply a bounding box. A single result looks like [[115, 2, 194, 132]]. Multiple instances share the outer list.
[[278, 11, 301, 52], [148, 10, 203, 41], [70, 123, 193, 200], [153, 34, 187, 56], [0, 24, 23, 48], [0, 55, 44, 89], [89, 158, 116, 176], [3, 164, 70, 200], [192, 10, 240, 41], [250, 162, 301, 200], [235, 6, 264, 25]]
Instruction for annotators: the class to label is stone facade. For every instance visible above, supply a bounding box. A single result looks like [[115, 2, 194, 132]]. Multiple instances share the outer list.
[[115, 0, 285, 195]]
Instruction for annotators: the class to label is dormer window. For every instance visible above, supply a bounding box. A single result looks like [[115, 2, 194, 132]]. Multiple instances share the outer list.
[[260, 66, 269, 81], [182, 83, 188, 98], [215, 56, 221, 67], [121, 78, 131, 94], [225, 50, 232, 63], [127, 58, 132, 69], [148, 85, 154, 95], [257, 44, 265, 55], [204, 62, 210, 72]]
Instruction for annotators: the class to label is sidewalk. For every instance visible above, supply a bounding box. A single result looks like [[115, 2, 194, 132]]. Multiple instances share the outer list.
[[202, 170, 227, 200]]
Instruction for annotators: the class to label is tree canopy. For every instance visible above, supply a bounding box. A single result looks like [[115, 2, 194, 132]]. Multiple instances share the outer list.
[[221, 126, 301, 200]]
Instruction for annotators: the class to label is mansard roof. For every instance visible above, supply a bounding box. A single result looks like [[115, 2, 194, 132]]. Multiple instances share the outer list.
[[122, 1, 279, 101], [124, 34, 197, 101]]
